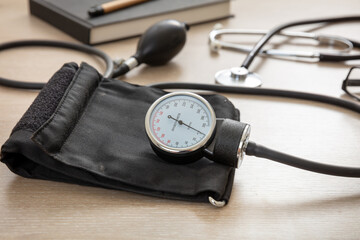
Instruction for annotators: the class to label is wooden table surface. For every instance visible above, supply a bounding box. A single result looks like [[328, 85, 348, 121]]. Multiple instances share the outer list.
[[1, 0, 360, 239]]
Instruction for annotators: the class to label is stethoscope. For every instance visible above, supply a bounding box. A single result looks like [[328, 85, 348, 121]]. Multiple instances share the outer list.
[[209, 21, 360, 88], [0, 17, 360, 207], [209, 26, 360, 87]]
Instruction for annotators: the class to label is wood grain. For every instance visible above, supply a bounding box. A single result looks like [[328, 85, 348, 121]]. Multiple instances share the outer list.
[[0, 0, 360, 239]]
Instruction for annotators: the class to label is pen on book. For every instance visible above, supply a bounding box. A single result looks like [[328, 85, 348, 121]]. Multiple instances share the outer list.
[[88, 0, 149, 17]]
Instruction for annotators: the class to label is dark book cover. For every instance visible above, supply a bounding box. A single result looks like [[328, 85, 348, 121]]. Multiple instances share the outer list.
[[29, 0, 231, 45]]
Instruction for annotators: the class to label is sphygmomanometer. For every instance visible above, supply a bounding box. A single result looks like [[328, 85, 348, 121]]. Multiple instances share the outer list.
[[0, 17, 359, 207]]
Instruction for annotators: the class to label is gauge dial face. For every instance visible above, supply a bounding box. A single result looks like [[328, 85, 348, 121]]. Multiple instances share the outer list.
[[145, 92, 216, 153]]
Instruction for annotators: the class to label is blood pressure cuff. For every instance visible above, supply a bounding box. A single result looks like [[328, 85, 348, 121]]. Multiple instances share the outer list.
[[0, 62, 240, 204]]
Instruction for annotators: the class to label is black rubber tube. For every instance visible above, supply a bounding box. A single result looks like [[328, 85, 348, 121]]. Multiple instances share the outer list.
[[319, 53, 360, 62], [246, 141, 360, 177], [112, 63, 130, 78], [149, 82, 360, 178], [0, 40, 114, 89], [148, 82, 360, 114]]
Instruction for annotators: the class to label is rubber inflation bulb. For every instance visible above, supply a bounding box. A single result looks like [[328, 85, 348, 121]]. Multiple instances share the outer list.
[[134, 19, 189, 65]]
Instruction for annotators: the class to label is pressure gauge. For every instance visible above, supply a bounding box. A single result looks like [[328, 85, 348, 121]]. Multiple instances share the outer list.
[[145, 92, 216, 163], [145, 92, 251, 167]]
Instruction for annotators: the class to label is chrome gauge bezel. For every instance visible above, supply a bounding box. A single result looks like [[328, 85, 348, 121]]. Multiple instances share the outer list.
[[145, 92, 217, 155]]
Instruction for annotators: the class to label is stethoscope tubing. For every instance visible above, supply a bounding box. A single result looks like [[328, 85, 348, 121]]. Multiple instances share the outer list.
[[241, 16, 360, 68], [209, 28, 357, 60]]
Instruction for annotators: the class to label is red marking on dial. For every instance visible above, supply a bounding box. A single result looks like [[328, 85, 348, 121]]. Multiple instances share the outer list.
[[151, 109, 170, 145]]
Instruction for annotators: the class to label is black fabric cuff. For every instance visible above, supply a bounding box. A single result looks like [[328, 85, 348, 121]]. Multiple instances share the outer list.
[[1, 62, 240, 204]]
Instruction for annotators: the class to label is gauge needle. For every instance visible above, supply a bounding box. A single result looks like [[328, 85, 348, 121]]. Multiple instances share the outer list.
[[168, 115, 205, 135]]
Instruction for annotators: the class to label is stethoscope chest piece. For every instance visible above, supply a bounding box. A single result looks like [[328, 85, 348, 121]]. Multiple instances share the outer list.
[[215, 67, 262, 87]]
